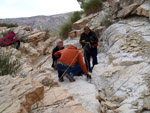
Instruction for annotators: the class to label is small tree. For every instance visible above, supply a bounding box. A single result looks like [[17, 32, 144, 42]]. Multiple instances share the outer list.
[[71, 11, 81, 23], [84, 0, 102, 15], [77, 0, 85, 9], [59, 11, 82, 39], [59, 22, 72, 39], [77, 0, 102, 16]]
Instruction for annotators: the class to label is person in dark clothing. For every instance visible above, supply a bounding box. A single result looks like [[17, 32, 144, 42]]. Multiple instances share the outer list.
[[79, 26, 98, 72], [51, 39, 64, 69]]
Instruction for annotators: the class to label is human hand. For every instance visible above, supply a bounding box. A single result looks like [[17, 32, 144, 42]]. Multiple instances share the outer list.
[[90, 41, 94, 43], [82, 40, 85, 43], [86, 74, 92, 79]]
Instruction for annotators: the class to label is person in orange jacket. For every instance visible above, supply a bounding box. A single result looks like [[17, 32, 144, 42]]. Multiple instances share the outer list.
[[54, 45, 91, 82]]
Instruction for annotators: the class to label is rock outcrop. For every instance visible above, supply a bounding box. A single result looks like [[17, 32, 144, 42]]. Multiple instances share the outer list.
[[0, 26, 95, 113], [2, 0, 150, 113], [93, 17, 150, 113], [31, 86, 93, 113], [0, 76, 44, 113]]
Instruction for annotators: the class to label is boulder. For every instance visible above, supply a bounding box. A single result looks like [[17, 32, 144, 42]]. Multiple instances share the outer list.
[[143, 96, 150, 110], [31, 87, 93, 113], [0, 76, 44, 113], [25, 32, 46, 45], [35, 73, 58, 87], [19, 43, 41, 63], [93, 17, 150, 112], [117, 3, 140, 18], [136, 1, 150, 18], [72, 13, 99, 30], [102, 101, 119, 109]]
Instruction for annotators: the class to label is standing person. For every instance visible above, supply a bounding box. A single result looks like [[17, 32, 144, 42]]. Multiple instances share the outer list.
[[54, 45, 91, 82], [51, 39, 64, 69], [79, 26, 98, 72]]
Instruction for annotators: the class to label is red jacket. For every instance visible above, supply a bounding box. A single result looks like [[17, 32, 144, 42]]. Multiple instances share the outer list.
[[54, 46, 88, 74]]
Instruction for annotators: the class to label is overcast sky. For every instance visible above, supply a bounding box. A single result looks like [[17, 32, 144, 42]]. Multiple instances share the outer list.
[[0, 0, 81, 19]]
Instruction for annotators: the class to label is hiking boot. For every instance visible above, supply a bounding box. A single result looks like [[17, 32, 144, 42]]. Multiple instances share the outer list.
[[66, 74, 75, 82], [59, 78, 64, 82]]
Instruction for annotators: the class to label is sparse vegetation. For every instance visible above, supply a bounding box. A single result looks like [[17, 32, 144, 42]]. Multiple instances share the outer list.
[[0, 30, 13, 38], [59, 22, 72, 39], [84, 0, 102, 15], [71, 11, 81, 23], [0, 22, 18, 28], [43, 29, 50, 41], [59, 11, 81, 38], [0, 48, 21, 76], [101, 13, 113, 28], [77, 0, 102, 16]]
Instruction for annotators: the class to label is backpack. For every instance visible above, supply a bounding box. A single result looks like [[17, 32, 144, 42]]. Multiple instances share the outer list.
[[0, 31, 19, 47]]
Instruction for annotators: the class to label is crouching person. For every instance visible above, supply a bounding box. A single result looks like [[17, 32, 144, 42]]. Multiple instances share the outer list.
[[54, 45, 91, 82]]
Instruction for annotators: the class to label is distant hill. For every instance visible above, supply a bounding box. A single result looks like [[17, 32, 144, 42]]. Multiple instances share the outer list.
[[0, 12, 73, 32]]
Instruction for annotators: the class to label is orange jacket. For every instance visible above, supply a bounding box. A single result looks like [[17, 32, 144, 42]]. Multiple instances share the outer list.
[[54, 46, 88, 74]]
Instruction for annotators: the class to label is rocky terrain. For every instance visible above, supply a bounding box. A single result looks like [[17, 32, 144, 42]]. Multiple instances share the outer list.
[[1, 0, 150, 113]]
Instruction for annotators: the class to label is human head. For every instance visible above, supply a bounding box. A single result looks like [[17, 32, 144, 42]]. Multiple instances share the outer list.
[[56, 39, 63, 49], [84, 26, 90, 35]]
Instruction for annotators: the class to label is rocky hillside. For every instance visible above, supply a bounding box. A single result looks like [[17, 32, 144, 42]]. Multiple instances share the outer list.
[[1, 0, 150, 113], [0, 12, 73, 32], [68, 0, 150, 112], [0, 26, 94, 113]]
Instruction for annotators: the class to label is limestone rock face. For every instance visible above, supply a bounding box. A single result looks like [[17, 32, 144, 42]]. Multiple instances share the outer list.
[[19, 43, 41, 63], [136, 1, 150, 18], [119, 0, 141, 7], [93, 17, 150, 112], [117, 3, 140, 18], [0, 76, 44, 113], [108, 0, 150, 18], [25, 32, 46, 45], [31, 87, 93, 113], [72, 13, 99, 30]]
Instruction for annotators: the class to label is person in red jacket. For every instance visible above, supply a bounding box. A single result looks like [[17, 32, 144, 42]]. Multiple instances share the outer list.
[[54, 45, 91, 82]]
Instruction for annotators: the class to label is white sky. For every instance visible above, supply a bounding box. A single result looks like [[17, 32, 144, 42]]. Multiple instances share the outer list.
[[0, 0, 81, 19]]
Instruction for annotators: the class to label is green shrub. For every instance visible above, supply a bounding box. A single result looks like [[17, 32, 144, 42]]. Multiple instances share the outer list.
[[84, 0, 102, 16], [59, 22, 72, 39], [71, 11, 81, 23], [0, 49, 21, 76], [59, 11, 82, 38], [0, 22, 18, 28], [77, 0, 85, 9], [101, 13, 113, 28]]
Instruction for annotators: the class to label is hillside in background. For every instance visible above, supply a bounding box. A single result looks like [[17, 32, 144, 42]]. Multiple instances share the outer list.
[[0, 12, 73, 32]]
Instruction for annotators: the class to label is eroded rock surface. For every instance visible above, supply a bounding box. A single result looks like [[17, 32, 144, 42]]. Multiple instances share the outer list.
[[0, 76, 44, 113], [93, 17, 150, 113]]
